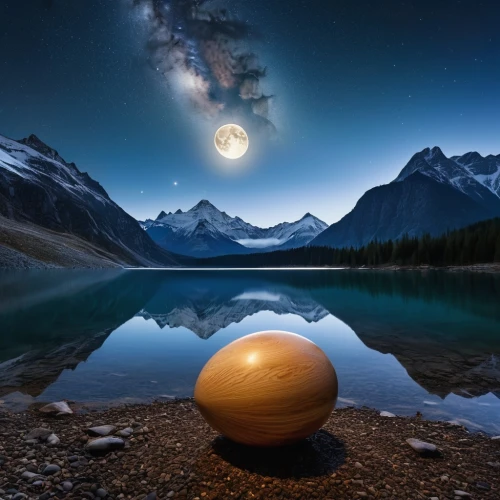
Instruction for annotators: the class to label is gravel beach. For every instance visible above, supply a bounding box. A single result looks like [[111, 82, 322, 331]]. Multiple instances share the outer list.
[[0, 400, 498, 500]]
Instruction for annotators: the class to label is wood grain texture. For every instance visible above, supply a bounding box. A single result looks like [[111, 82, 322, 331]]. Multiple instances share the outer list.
[[194, 330, 338, 447]]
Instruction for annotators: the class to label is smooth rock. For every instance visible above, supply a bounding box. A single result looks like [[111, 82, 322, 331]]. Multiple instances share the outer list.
[[24, 428, 53, 441], [39, 401, 73, 415], [42, 464, 61, 476], [86, 437, 125, 454], [476, 481, 490, 490], [406, 438, 442, 457], [143, 493, 156, 500], [46, 434, 60, 446], [487, 461, 500, 468], [116, 427, 133, 437], [39, 494, 51, 500], [21, 471, 41, 480], [454, 491, 472, 498], [62, 482, 73, 492], [380, 411, 396, 418], [12, 494, 27, 500], [96, 488, 108, 498], [87, 425, 116, 437]]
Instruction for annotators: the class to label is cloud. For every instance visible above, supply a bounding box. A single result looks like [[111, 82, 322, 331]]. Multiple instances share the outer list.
[[129, 0, 276, 135]]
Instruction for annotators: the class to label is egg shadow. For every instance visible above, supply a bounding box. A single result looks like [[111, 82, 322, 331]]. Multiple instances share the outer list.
[[210, 429, 346, 478]]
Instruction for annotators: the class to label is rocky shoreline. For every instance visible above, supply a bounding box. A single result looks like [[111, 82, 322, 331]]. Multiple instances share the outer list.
[[0, 400, 499, 500]]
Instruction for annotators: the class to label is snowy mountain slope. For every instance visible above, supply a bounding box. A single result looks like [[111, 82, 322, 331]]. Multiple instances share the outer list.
[[452, 151, 500, 199], [141, 200, 328, 258], [0, 134, 178, 267], [311, 147, 500, 249], [395, 147, 500, 213]]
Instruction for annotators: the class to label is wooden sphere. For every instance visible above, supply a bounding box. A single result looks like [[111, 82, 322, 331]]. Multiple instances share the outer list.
[[194, 330, 338, 447]]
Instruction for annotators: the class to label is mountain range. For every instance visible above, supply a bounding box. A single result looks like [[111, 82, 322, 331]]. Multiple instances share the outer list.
[[312, 147, 500, 248], [1, 132, 500, 266], [0, 134, 178, 267], [139, 200, 328, 258]]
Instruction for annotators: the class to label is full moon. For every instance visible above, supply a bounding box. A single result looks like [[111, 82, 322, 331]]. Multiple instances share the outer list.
[[214, 124, 249, 160]]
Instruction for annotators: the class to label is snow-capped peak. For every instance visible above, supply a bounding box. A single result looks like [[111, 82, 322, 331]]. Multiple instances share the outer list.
[[394, 146, 500, 209], [143, 199, 329, 256]]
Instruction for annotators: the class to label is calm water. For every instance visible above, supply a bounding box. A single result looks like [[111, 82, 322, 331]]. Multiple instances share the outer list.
[[0, 269, 499, 433]]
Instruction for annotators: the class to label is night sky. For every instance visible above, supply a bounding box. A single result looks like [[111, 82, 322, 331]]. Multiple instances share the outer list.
[[1, 0, 499, 226]]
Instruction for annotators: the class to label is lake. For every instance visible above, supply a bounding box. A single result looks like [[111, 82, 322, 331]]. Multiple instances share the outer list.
[[0, 269, 499, 434]]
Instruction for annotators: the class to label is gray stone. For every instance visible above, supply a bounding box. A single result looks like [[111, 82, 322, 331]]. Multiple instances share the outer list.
[[406, 438, 442, 457], [39, 493, 51, 500], [143, 493, 156, 500], [24, 428, 53, 441], [380, 411, 396, 418], [12, 494, 27, 500], [46, 434, 60, 446], [68, 455, 79, 462], [454, 491, 472, 498], [21, 471, 41, 480], [63, 482, 73, 492], [42, 464, 61, 476], [86, 437, 125, 454], [96, 488, 108, 498], [166, 492, 174, 499], [87, 425, 117, 437], [487, 461, 500, 468], [116, 427, 133, 437], [39, 401, 73, 415], [476, 481, 490, 490]]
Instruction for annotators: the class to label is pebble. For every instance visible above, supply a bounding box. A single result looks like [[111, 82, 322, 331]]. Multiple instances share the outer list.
[[476, 481, 490, 490], [39, 401, 73, 415], [86, 437, 125, 454], [406, 438, 442, 457], [454, 491, 472, 498], [42, 464, 61, 476], [62, 481, 73, 491], [487, 461, 500, 468], [46, 433, 60, 446], [21, 471, 40, 480], [96, 488, 108, 498], [116, 427, 134, 437], [88, 425, 117, 437], [24, 428, 53, 441], [143, 493, 157, 500], [380, 411, 396, 417]]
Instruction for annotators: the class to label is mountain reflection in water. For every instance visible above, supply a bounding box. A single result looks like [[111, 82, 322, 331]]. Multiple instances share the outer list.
[[0, 269, 499, 432]]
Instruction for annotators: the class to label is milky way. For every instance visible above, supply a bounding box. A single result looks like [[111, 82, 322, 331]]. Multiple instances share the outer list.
[[129, 0, 276, 136]]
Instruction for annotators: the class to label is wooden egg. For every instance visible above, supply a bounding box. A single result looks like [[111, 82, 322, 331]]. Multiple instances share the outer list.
[[194, 330, 338, 447]]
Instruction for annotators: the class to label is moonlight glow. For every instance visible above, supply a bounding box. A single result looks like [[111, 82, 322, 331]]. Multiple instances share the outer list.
[[214, 124, 249, 160]]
